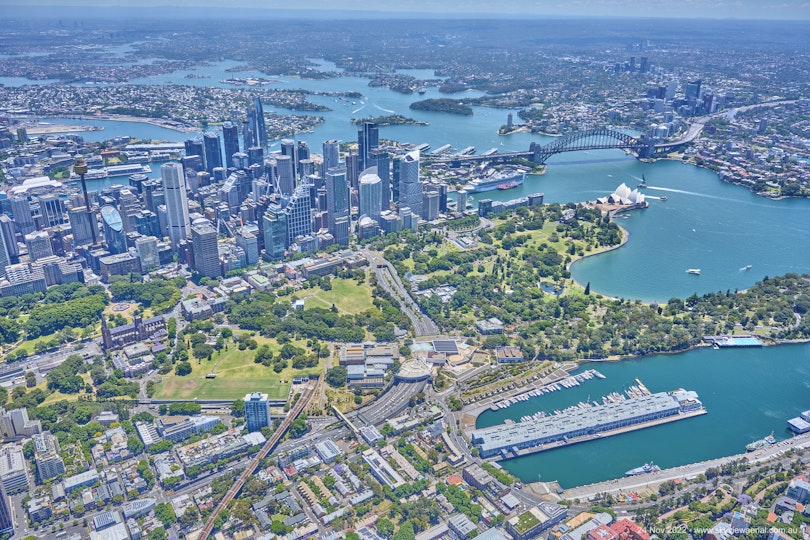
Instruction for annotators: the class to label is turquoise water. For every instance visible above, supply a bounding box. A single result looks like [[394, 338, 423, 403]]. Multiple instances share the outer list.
[[20, 57, 810, 487], [476, 343, 810, 488], [32, 65, 810, 302]]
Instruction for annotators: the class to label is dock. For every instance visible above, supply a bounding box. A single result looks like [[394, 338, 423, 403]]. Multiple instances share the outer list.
[[471, 387, 705, 459], [493, 408, 707, 461]]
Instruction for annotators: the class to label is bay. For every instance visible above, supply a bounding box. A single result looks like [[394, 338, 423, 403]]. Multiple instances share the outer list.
[[476, 343, 810, 488]]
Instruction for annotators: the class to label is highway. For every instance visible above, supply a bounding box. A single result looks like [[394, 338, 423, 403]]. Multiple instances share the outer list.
[[198, 381, 316, 538], [363, 249, 440, 337]]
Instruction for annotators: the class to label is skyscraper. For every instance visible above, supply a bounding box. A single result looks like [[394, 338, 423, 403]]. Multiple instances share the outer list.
[[0, 221, 9, 279], [161, 163, 190, 250], [9, 196, 35, 235], [357, 121, 379, 171], [222, 121, 240, 169], [262, 206, 287, 260], [203, 132, 223, 174], [359, 167, 383, 222], [325, 167, 350, 246], [281, 139, 297, 176], [101, 206, 127, 255], [369, 148, 390, 211], [0, 482, 13, 536], [247, 97, 268, 149], [24, 231, 53, 261], [184, 138, 205, 165], [322, 139, 340, 174], [38, 194, 67, 227], [243, 392, 270, 433], [399, 149, 422, 218], [0, 215, 19, 262], [276, 154, 295, 196], [136, 236, 160, 272], [191, 221, 221, 278], [285, 184, 313, 245]]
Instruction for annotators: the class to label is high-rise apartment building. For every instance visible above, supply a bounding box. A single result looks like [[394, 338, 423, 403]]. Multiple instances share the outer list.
[[244, 392, 270, 433]]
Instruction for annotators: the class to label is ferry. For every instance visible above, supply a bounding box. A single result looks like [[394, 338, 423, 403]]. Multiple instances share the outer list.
[[637, 174, 648, 189], [686, 269, 701, 275], [625, 462, 661, 476], [464, 170, 526, 193], [746, 433, 776, 452], [741, 265, 752, 271]]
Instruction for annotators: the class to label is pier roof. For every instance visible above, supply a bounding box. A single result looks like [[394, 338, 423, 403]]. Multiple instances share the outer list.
[[472, 392, 682, 455]]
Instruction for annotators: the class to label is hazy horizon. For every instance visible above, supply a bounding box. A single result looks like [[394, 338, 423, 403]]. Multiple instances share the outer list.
[[2, 0, 809, 20]]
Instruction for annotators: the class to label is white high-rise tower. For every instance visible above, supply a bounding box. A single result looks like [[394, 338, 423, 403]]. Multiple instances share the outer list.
[[161, 162, 190, 250]]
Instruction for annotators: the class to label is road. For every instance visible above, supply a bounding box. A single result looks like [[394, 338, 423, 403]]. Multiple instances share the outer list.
[[362, 249, 440, 337], [198, 382, 317, 538], [657, 99, 798, 149], [556, 432, 810, 502]]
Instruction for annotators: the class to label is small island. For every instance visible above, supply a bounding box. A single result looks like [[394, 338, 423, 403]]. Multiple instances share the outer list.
[[409, 98, 473, 116], [350, 114, 428, 127]]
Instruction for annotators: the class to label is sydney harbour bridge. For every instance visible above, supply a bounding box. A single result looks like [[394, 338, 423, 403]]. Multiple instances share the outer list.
[[422, 126, 694, 167]]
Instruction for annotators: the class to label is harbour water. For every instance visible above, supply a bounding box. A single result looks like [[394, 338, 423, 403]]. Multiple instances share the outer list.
[[25, 59, 810, 301], [17, 57, 810, 486], [476, 343, 810, 488]]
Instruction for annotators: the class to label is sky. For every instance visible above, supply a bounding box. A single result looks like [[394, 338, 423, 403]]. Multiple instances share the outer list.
[[2, 0, 809, 19]]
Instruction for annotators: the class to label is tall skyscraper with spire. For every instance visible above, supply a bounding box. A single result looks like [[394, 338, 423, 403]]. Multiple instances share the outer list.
[[161, 162, 190, 250]]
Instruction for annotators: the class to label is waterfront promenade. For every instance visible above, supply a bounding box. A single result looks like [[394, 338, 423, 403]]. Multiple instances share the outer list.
[[527, 432, 810, 502]]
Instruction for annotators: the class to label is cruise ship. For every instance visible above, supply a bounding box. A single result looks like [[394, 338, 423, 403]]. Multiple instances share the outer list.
[[463, 170, 526, 193]]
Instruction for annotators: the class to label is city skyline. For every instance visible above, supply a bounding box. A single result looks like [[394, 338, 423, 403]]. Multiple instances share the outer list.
[[3, 0, 810, 20]]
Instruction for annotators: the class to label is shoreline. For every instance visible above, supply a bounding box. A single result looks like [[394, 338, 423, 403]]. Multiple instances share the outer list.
[[13, 114, 200, 133]]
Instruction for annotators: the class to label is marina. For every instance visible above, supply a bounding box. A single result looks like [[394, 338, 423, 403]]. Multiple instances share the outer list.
[[488, 369, 605, 413]]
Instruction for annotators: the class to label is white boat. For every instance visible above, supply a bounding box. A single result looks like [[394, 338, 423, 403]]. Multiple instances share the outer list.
[[687, 269, 701, 275]]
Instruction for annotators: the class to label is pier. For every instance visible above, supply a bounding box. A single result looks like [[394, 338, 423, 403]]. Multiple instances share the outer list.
[[471, 386, 705, 459]]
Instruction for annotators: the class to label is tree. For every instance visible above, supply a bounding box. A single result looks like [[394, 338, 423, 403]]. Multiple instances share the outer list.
[[127, 435, 145, 455], [289, 417, 308, 438], [154, 502, 176, 526], [325, 366, 347, 388], [175, 361, 192, 376], [178, 506, 199, 529], [377, 518, 395, 538], [584, 281, 591, 295], [271, 520, 286, 535], [25, 371, 36, 388], [231, 398, 245, 417], [148, 528, 168, 540]]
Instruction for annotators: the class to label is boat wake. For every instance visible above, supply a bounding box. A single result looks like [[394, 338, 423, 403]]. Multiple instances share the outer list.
[[352, 104, 366, 114], [373, 103, 395, 113], [646, 186, 727, 201]]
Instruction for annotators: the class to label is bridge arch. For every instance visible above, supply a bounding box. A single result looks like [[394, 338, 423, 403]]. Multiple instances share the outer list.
[[532, 128, 643, 164]]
